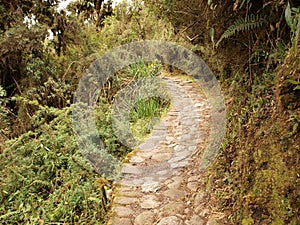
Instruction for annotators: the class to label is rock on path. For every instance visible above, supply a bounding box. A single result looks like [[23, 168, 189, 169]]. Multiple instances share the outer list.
[[107, 77, 226, 225]]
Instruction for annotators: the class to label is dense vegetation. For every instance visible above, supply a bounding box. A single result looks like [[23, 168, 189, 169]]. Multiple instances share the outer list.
[[0, 0, 299, 224]]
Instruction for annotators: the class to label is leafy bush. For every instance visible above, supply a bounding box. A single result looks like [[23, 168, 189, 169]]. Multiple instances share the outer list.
[[0, 107, 110, 224]]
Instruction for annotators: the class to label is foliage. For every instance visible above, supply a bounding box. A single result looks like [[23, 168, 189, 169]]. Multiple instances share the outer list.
[[97, 0, 177, 50], [204, 46, 300, 224], [216, 14, 264, 47], [0, 85, 10, 147], [284, 2, 300, 49], [96, 61, 170, 157], [0, 107, 110, 224], [72, 0, 113, 28], [1, 0, 300, 224], [129, 96, 171, 141]]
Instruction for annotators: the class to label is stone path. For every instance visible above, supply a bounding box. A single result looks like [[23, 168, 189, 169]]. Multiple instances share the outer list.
[[107, 77, 226, 225]]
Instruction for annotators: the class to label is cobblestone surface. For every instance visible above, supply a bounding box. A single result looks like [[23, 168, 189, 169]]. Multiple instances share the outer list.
[[107, 77, 226, 225]]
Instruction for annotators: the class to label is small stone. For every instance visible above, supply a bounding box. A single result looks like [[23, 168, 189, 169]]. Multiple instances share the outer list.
[[109, 217, 132, 225], [148, 135, 163, 141], [129, 156, 145, 163], [141, 181, 160, 193], [120, 191, 140, 197], [170, 160, 189, 169], [163, 189, 186, 200], [168, 143, 177, 148], [138, 141, 156, 151], [118, 185, 137, 192], [194, 191, 207, 206], [187, 182, 198, 192], [188, 146, 197, 151], [168, 154, 187, 163], [206, 216, 220, 225], [134, 211, 155, 225], [187, 176, 199, 182], [140, 195, 160, 209], [157, 216, 183, 225], [137, 152, 152, 159], [181, 134, 194, 141], [174, 145, 185, 151], [114, 206, 134, 217], [121, 165, 141, 174], [152, 153, 172, 162], [167, 177, 183, 189], [157, 170, 169, 175], [159, 202, 184, 217], [114, 196, 137, 205], [120, 178, 143, 186], [185, 215, 205, 225], [166, 136, 175, 142], [198, 208, 210, 217]]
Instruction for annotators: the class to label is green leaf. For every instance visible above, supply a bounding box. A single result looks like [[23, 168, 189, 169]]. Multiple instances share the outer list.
[[293, 85, 300, 90], [210, 27, 215, 45], [286, 79, 300, 85], [285, 2, 293, 28]]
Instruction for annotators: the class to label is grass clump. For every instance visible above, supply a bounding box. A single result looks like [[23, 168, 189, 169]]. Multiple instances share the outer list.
[[130, 96, 171, 141]]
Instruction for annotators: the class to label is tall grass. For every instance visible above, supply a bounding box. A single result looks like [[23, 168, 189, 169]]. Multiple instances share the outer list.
[[129, 96, 171, 141]]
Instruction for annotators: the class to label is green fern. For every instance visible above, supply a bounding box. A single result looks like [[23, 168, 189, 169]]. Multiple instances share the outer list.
[[216, 14, 264, 47]]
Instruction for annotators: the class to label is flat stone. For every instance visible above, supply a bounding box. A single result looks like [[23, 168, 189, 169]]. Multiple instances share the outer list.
[[206, 216, 220, 225], [122, 165, 141, 175], [168, 143, 177, 148], [188, 146, 197, 151], [120, 178, 143, 186], [185, 215, 205, 225], [170, 160, 189, 169], [195, 103, 205, 107], [181, 119, 197, 126], [156, 170, 169, 175], [152, 153, 172, 162], [147, 135, 163, 141], [198, 208, 210, 217], [120, 191, 140, 197], [174, 145, 185, 151], [138, 141, 156, 151], [134, 211, 155, 225], [159, 202, 184, 217], [129, 155, 145, 163], [109, 217, 132, 225], [157, 216, 182, 225], [114, 206, 134, 217], [168, 154, 187, 163], [163, 189, 186, 200], [167, 177, 183, 189], [141, 181, 160, 193], [118, 185, 137, 192], [181, 134, 194, 142], [114, 196, 137, 205], [187, 182, 198, 192], [136, 152, 152, 159], [194, 191, 207, 206], [166, 136, 176, 142], [140, 195, 160, 209], [187, 176, 199, 182]]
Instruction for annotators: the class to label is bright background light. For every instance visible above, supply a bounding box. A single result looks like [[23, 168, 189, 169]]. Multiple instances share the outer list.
[[58, 0, 126, 11]]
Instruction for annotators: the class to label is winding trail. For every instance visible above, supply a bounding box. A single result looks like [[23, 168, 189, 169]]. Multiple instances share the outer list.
[[107, 77, 225, 225]]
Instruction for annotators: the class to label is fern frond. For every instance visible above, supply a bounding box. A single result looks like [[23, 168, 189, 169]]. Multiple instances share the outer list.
[[216, 14, 264, 47]]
